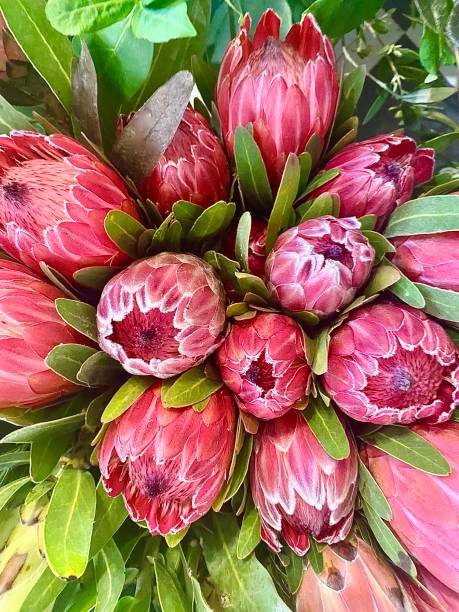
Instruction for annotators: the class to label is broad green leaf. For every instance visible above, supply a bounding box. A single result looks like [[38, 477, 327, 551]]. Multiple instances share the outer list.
[[0, 94, 34, 134], [204, 250, 240, 283], [1, 413, 84, 444], [154, 559, 188, 612], [361, 425, 451, 475], [94, 539, 125, 612], [305, 0, 384, 38], [358, 458, 392, 520], [74, 266, 122, 290], [46, 344, 98, 385], [30, 433, 73, 482], [46, 0, 134, 34], [362, 230, 395, 261], [44, 469, 97, 579], [235, 212, 251, 272], [0, 0, 74, 112], [235, 272, 271, 302], [173, 200, 203, 225], [20, 567, 67, 612], [187, 201, 236, 243], [385, 196, 459, 237], [198, 512, 290, 611], [234, 127, 273, 214], [101, 376, 154, 423], [402, 87, 457, 104], [359, 215, 378, 231], [131, 1, 196, 43], [55, 298, 98, 342], [285, 549, 303, 594], [104, 210, 146, 258], [90, 481, 128, 558], [165, 526, 189, 548], [364, 266, 401, 297], [303, 398, 350, 460], [77, 351, 126, 387], [0, 450, 29, 470], [297, 193, 338, 223], [385, 258, 426, 308], [163, 365, 223, 408], [266, 154, 300, 253], [416, 282, 459, 323], [306, 539, 324, 574], [237, 500, 261, 559], [0, 476, 30, 512]]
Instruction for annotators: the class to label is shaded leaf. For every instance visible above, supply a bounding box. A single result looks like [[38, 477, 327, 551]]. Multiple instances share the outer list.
[[235, 211, 251, 272], [358, 458, 392, 520], [104, 210, 146, 258], [335, 66, 366, 126], [1, 413, 84, 444], [285, 549, 303, 594], [303, 397, 350, 460], [77, 351, 126, 387], [0, 476, 29, 511], [298, 168, 340, 200], [0, 450, 30, 470], [306, 539, 324, 574], [101, 376, 155, 423], [46, 344, 98, 385], [162, 365, 223, 408], [237, 499, 261, 560], [30, 433, 73, 482], [305, 0, 384, 38], [20, 567, 66, 612], [154, 559, 188, 612], [0, 93, 34, 133], [55, 298, 98, 342], [187, 201, 236, 244], [234, 126, 272, 214], [90, 481, 128, 558], [266, 154, 300, 253]]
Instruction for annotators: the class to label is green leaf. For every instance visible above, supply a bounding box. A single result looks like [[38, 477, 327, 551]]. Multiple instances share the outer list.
[[191, 54, 218, 110], [0, 476, 29, 511], [0, 0, 74, 112], [234, 126, 273, 214], [191, 576, 213, 612], [204, 250, 239, 283], [335, 66, 366, 125], [25, 480, 55, 505], [306, 539, 324, 574], [101, 376, 154, 423], [298, 152, 312, 195], [44, 469, 97, 579], [364, 266, 401, 297], [297, 193, 339, 223], [384, 258, 426, 308], [385, 195, 459, 237], [94, 539, 125, 612], [237, 500, 261, 560], [173, 200, 203, 225], [0, 450, 30, 470], [104, 210, 146, 258], [90, 481, 128, 558], [362, 230, 395, 261], [298, 168, 340, 200], [303, 397, 350, 460], [56, 298, 98, 342], [187, 201, 236, 244], [305, 0, 384, 38], [132, 1, 196, 43], [0, 94, 34, 134], [266, 154, 300, 253], [77, 351, 126, 387], [20, 567, 66, 612], [1, 413, 84, 444], [235, 212, 251, 272], [402, 87, 456, 104], [74, 265, 122, 290], [285, 549, 303, 594], [162, 365, 223, 408], [214, 433, 253, 510], [361, 425, 451, 475], [358, 458, 392, 520], [422, 131, 459, 154], [165, 526, 189, 548], [30, 433, 73, 482], [363, 90, 389, 125], [415, 282, 459, 323], [154, 559, 188, 612], [46, 0, 134, 34], [199, 512, 291, 611], [235, 272, 271, 302], [46, 344, 98, 385]]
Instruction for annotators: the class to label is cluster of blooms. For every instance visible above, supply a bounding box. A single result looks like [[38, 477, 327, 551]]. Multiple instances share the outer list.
[[1, 8, 459, 607]]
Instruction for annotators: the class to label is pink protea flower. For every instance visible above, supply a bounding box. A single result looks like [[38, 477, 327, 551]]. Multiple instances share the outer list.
[[392, 232, 459, 292], [251, 410, 358, 555], [97, 253, 226, 378], [216, 9, 338, 187], [221, 217, 268, 278], [0, 131, 139, 280], [99, 382, 236, 535], [400, 566, 459, 611], [265, 216, 374, 319], [216, 312, 310, 420], [308, 135, 435, 230], [296, 537, 413, 611], [323, 301, 459, 424], [0, 260, 85, 409], [137, 106, 230, 216], [361, 421, 459, 593]]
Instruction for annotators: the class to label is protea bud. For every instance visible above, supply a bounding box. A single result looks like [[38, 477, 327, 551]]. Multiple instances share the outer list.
[[137, 106, 230, 216], [265, 216, 374, 319], [0, 131, 139, 280], [221, 217, 268, 278], [251, 410, 358, 555], [308, 135, 435, 229], [296, 536, 413, 611], [392, 233, 459, 292], [99, 382, 236, 535], [97, 253, 226, 378], [216, 312, 310, 420], [0, 260, 85, 409], [323, 301, 459, 424], [361, 421, 459, 593], [216, 9, 338, 187], [400, 566, 459, 611]]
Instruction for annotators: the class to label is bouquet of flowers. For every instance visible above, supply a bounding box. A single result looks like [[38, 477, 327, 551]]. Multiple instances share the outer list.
[[0, 0, 458, 610]]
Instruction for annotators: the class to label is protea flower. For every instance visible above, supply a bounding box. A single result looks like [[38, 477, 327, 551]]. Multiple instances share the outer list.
[[216, 312, 310, 420], [0, 131, 139, 280], [361, 421, 459, 593], [251, 410, 358, 555], [0, 260, 85, 409], [221, 217, 268, 278], [400, 566, 459, 611], [296, 536, 413, 611], [137, 106, 230, 216], [323, 301, 459, 424], [97, 253, 227, 378], [99, 382, 236, 535], [216, 9, 338, 187], [308, 135, 435, 230], [265, 216, 374, 319], [392, 232, 459, 292]]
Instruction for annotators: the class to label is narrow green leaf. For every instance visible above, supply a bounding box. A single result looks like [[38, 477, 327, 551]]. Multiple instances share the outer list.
[[1, 413, 84, 444], [303, 397, 350, 460], [234, 126, 272, 213], [306, 539, 324, 574], [0, 450, 29, 470], [187, 201, 236, 243], [74, 266, 122, 290], [154, 560, 188, 612], [0, 476, 30, 511], [298, 152, 312, 195], [90, 481, 128, 558], [165, 526, 189, 548], [46, 344, 98, 385], [0, 94, 34, 133], [237, 500, 261, 559], [384, 258, 426, 308], [30, 433, 73, 482], [285, 549, 303, 594], [402, 87, 456, 104], [422, 132, 459, 153], [77, 351, 125, 387], [297, 193, 338, 223], [358, 458, 392, 520], [104, 210, 146, 258], [191, 576, 213, 612], [235, 212, 251, 272], [385, 196, 459, 238], [415, 282, 459, 323], [163, 365, 223, 408], [335, 66, 366, 125], [55, 298, 98, 342], [298, 168, 340, 200], [266, 154, 300, 253], [20, 566, 67, 612], [214, 434, 253, 509], [94, 539, 125, 612], [101, 376, 154, 423]]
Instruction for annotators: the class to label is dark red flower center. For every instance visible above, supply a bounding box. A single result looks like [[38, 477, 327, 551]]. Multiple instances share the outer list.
[[145, 473, 170, 499], [245, 355, 275, 394], [315, 238, 352, 266], [3, 181, 29, 206], [382, 160, 403, 184]]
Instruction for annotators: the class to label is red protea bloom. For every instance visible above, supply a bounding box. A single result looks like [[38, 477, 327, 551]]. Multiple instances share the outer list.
[[0, 260, 85, 409], [265, 216, 374, 319], [323, 301, 459, 424], [308, 135, 434, 230], [216, 9, 338, 187], [400, 566, 459, 611], [362, 421, 459, 593], [97, 253, 226, 378], [251, 410, 358, 555], [221, 217, 268, 278], [392, 232, 459, 292], [216, 312, 310, 420], [0, 131, 139, 280], [137, 106, 230, 216], [296, 537, 413, 611], [99, 383, 236, 535]]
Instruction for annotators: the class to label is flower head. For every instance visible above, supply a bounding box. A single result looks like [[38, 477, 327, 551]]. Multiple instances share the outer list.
[[99, 383, 236, 535], [323, 301, 459, 424], [97, 253, 227, 378], [265, 216, 374, 319]]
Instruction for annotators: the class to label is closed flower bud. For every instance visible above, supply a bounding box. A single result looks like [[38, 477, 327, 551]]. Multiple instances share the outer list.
[[0, 260, 86, 409], [323, 301, 459, 424], [97, 253, 227, 378], [99, 383, 236, 535], [137, 106, 230, 216], [265, 216, 374, 319], [308, 135, 435, 229], [0, 131, 139, 280], [251, 410, 358, 555], [216, 312, 310, 420], [361, 421, 459, 593], [217, 9, 338, 187]]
